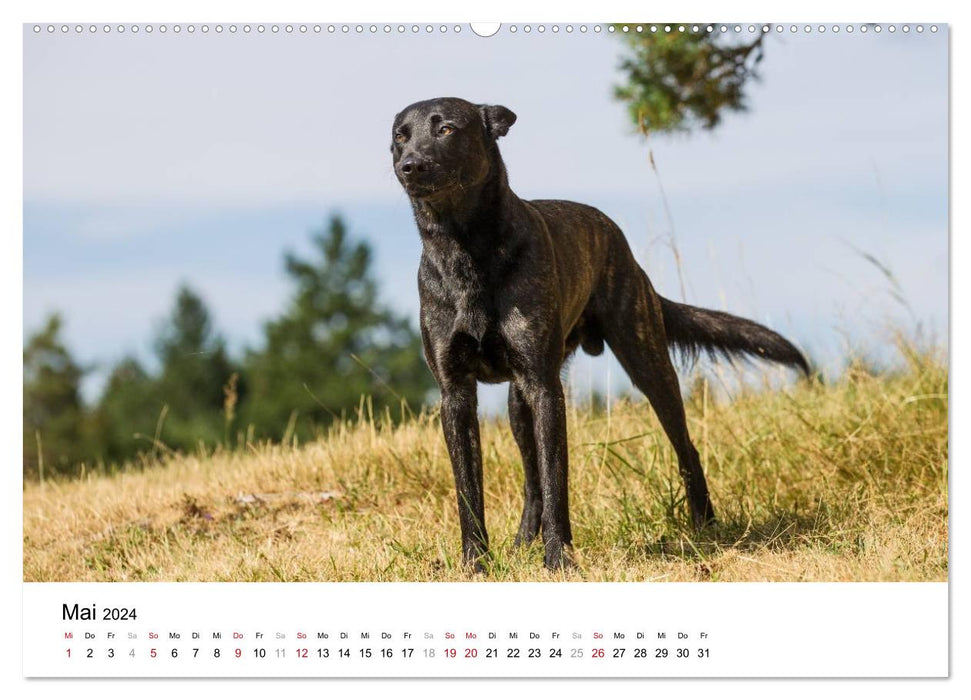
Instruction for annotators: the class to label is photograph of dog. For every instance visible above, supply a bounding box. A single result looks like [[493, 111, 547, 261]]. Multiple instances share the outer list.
[[394, 97, 809, 570], [23, 26, 946, 582]]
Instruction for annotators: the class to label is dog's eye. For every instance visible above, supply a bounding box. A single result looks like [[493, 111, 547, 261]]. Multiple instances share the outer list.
[[438, 125, 454, 136], [394, 133, 407, 144]]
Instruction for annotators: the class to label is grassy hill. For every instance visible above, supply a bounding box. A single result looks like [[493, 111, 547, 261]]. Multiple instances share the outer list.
[[23, 347, 948, 582]]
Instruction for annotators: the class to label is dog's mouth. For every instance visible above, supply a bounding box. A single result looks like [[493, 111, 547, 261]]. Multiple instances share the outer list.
[[401, 176, 458, 200], [402, 181, 440, 197]]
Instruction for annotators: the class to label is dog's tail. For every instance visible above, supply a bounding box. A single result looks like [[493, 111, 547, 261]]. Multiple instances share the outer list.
[[659, 296, 811, 376]]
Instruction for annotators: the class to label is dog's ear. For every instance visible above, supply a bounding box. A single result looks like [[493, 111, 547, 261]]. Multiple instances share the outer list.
[[479, 104, 517, 139]]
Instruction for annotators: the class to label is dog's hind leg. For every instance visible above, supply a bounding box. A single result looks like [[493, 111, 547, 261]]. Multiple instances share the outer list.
[[602, 273, 716, 529], [509, 383, 542, 547]]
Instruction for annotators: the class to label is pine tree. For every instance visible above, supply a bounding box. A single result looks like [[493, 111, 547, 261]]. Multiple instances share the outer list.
[[23, 314, 87, 478], [89, 357, 160, 463], [242, 215, 434, 440], [151, 286, 236, 451], [92, 286, 236, 465], [612, 26, 768, 135]]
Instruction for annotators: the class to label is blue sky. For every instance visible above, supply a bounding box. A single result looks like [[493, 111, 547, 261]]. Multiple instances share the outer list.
[[23, 26, 948, 409]]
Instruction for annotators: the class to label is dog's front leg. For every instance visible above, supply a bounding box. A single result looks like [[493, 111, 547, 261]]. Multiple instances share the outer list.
[[518, 374, 574, 570], [440, 378, 489, 571], [509, 383, 542, 547]]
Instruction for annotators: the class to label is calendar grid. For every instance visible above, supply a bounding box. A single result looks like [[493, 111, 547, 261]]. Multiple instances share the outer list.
[[24, 582, 948, 678]]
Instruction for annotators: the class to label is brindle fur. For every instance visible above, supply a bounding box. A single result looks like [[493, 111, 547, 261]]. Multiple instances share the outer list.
[[391, 97, 809, 571]]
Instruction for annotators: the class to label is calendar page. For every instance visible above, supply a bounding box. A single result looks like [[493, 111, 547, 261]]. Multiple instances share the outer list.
[[18, 1, 951, 686]]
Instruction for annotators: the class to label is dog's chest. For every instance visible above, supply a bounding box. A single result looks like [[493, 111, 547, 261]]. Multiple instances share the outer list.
[[421, 248, 519, 383], [449, 287, 516, 384]]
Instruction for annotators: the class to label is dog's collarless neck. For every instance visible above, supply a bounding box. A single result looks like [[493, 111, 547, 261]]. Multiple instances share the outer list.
[[412, 173, 521, 250]]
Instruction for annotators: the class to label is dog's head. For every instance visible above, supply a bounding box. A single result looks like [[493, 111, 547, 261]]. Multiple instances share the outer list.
[[391, 97, 516, 200]]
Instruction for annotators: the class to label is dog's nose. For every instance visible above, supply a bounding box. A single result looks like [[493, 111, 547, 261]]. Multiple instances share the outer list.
[[399, 156, 428, 177]]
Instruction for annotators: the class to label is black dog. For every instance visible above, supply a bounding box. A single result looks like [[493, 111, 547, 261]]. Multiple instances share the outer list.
[[392, 97, 809, 571]]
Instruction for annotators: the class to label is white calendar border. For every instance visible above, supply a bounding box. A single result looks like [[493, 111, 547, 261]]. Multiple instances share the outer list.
[[4, 0, 961, 696]]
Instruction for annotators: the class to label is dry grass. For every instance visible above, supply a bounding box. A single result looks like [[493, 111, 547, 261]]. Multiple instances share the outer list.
[[23, 347, 948, 582]]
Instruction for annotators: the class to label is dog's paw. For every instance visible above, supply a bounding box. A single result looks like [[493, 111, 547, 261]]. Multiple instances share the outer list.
[[692, 512, 718, 531], [462, 549, 490, 575], [469, 560, 487, 575], [544, 543, 578, 572], [690, 499, 717, 530]]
